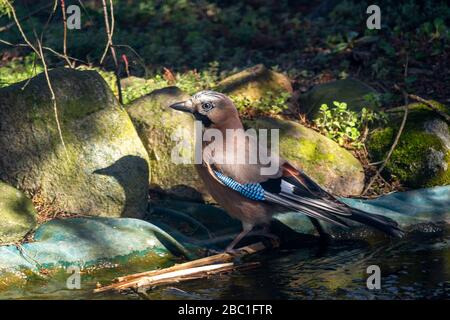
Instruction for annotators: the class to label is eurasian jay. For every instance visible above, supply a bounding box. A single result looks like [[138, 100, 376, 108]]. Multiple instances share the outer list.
[[169, 90, 403, 252]]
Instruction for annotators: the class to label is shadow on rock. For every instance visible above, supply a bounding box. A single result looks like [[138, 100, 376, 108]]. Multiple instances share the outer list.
[[94, 155, 149, 218]]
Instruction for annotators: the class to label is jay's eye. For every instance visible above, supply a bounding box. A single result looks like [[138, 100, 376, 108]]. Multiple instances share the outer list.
[[201, 102, 214, 112]]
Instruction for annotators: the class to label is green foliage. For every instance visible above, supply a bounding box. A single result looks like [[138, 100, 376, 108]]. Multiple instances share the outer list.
[[231, 90, 290, 117], [0, 0, 12, 17], [0, 54, 43, 88], [314, 101, 386, 148]]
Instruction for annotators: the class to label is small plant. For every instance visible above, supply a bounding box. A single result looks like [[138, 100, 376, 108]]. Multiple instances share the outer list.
[[314, 101, 386, 148]]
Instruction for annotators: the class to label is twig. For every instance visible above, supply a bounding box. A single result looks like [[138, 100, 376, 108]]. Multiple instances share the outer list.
[[94, 242, 267, 293], [60, 0, 74, 68], [37, 37, 69, 158], [0, 39, 86, 64], [408, 94, 450, 123], [3, 0, 40, 58], [363, 92, 409, 195], [0, 2, 53, 33], [99, 0, 123, 104], [3, 1, 68, 156], [39, 0, 58, 44], [362, 55, 410, 195]]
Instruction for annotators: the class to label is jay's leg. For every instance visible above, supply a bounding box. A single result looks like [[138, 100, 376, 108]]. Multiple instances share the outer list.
[[308, 217, 332, 242], [225, 222, 254, 253], [250, 224, 279, 242]]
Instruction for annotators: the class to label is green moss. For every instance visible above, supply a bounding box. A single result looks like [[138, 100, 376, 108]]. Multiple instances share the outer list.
[[367, 111, 450, 188]]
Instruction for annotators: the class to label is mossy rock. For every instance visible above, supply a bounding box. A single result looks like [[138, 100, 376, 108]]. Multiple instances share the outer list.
[[367, 103, 450, 188], [245, 117, 365, 196], [0, 68, 150, 218], [215, 64, 293, 102], [126, 86, 209, 201], [299, 78, 378, 120], [0, 182, 37, 244]]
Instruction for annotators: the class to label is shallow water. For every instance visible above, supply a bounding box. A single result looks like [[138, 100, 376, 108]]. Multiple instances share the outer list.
[[1, 230, 448, 300]]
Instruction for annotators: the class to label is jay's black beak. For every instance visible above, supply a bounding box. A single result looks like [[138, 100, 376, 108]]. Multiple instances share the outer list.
[[169, 101, 193, 113]]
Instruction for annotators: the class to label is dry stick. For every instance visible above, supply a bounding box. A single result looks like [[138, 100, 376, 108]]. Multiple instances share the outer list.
[[408, 94, 450, 123], [362, 55, 410, 195], [135, 262, 260, 291], [100, 0, 123, 104], [94, 242, 267, 293], [60, 0, 73, 68], [4, 0, 40, 58], [4, 1, 68, 155], [37, 38, 69, 158], [363, 93, 409, 195], [0, 39, 86, 64], [39, 0, 58, 43], [0, 2, 53, 33]]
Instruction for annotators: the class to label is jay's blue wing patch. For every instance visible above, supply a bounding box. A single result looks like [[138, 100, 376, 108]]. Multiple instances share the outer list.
[[214, 170, 265, 201]]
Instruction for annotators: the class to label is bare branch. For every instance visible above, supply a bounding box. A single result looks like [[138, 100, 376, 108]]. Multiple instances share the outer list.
[[99, 0, 123, 104], [60, 0, 74, 67], [408, 94, 450, 123], [3, 0, 40, 58], [0, 38, 86, 64], [36, 38, 69, 158], [363, 56, 410, 195]]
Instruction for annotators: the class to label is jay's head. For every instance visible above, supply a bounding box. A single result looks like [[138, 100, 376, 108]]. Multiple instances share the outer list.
[[169, 90, 240, 127]]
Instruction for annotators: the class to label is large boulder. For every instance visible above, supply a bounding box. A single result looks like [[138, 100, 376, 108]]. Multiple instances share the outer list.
[[126, 87, 209, 201], [0, 68, 150, 218], [299, 78, 378, 119], [0, 182, 37, 244], [246, 117, 365, 196], [215, 64, 293, 101], [367, 103, 450, 188]]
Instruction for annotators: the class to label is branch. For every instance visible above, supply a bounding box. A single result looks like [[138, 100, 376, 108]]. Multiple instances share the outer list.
[[94, 242, 267, 293], [60, 0, 73, 68], [362, 56, 410, 195], [36, 38, 69, 157], [362, 93, 408, 195], [0, 38, 86, 65], [99, 0, 123, 104], [3, 0, 40, 58], [0, 2, 53, 33], [408, 94, 450, 123]]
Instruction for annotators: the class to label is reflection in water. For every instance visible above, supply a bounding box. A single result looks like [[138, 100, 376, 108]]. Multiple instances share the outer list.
[[1, 231, 448, 299]]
